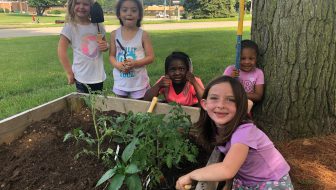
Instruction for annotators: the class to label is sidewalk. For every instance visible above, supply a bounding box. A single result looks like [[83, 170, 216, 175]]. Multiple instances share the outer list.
[[0, 21, 251, 38]]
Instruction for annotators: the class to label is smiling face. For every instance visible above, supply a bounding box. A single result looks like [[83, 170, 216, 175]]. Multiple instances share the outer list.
[[201, 82, 237, 128], [240, 47, 257, 72], [167, 59, 188, 84], [74, 0, 91, 22], [119, 0, 140, 27]]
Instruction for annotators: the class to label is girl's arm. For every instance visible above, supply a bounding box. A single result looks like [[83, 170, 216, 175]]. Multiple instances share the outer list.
[[109, 31, 126, 72], [186, 72, 204, 103], [143, 77, 169, 101], [143, 82, 161, 101], [97, 36, 109, 52], [58, 35, 74, 85], [130, 31, 155, 67], [175, 143, 249, 189], [247, 84, 264, 102]]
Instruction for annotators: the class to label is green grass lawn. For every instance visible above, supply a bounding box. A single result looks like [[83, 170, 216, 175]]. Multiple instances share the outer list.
[[0, 13, 251, 28], [0, 27, 250, 120]]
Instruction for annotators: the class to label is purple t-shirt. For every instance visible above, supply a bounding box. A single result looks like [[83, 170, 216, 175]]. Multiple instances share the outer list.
[[223, 65, 264, 93], [217, 123, 290, 186]]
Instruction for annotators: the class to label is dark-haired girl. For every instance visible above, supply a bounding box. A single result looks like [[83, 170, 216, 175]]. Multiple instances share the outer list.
[[175, 76, 293, 190], [109, 0, 154, 99], [144, 51, 204, 106], [224, 40, 264, 111]]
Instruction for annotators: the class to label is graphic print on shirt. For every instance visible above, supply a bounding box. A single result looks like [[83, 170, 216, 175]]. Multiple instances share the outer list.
[[240, 78, 255, 93], [81, 34, 99, 59], [117, 47, 137, 78]]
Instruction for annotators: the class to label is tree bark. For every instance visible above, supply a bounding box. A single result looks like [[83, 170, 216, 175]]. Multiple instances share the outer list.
[[251, 0, 336, 140], [36, 6, 45, 16]]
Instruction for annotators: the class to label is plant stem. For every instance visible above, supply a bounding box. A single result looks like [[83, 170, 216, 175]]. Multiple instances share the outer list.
[[91, 96, 101, 159], [156, 128, 160, 168]]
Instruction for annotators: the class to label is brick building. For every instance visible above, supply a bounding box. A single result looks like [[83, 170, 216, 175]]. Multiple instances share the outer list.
[[0, 1, 35, 13]]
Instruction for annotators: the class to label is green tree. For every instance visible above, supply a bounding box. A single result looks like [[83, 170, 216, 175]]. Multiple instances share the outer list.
[[252, 0, 336, 139], [97, 0, 117, 14], [184, 0, 236, 19], [28, 0, 66, 16], [143, 0, 165, 6], [234, 0, 251, 12]]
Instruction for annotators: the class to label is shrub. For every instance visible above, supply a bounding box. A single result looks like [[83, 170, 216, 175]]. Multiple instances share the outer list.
[[0, 8, 10, 13], [48, 10, 63, 14]]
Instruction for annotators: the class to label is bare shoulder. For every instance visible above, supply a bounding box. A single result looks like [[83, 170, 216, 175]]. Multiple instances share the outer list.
[[142, 30, 151, 39], [111, 30, 117, 36], [59, 34, 70, 43]]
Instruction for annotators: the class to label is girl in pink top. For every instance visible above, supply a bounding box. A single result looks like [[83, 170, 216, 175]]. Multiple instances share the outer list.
[[224, 40, 264, 103], [175, 76, 293, 190], [144, 52, 204, 106]]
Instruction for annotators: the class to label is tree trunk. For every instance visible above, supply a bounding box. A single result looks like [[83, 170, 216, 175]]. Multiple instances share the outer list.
[[251, 0, 336, 140], [36, 6, 45, 16]]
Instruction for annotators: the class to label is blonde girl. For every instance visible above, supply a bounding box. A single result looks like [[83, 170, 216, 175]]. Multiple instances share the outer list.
[[58, 0, 109, 93]]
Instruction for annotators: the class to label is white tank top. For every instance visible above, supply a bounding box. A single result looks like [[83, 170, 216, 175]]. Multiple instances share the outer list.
[[113, 27, 149, 91]]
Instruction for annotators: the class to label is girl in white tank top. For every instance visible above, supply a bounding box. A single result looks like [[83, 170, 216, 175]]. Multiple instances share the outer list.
[[109, 0, 155, 99]]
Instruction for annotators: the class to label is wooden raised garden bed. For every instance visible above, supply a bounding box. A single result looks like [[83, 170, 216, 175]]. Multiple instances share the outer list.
[[0, 93, 221, 190]]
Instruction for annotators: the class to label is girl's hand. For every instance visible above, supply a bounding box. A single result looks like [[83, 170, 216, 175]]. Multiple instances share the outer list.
[[97, 40, 109, 52], [175, 174, 193, 190], [159, 75, 171, 88], [115, 62, 127, 72], [186, 71, 196, 84], [66, 71, 75, 85], [124, 59, 136, 70], [231, 68, 239, 78]]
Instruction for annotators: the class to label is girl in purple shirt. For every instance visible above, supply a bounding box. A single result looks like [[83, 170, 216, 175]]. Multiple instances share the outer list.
[[175, 76, 293, 190]]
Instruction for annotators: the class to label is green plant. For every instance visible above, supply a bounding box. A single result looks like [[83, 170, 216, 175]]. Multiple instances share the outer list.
[[64, 92, 199, 189], [95, 104, 198, 189], [64, 90, 113, 160], [96, 138, 142, 190]]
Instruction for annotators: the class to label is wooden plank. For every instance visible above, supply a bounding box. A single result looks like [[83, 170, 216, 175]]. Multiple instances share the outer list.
[[0, 92, 221, 189], [195, 148, 223, 190], [0, 93, 75, 144], [92, 95, 201, 123], [0, 93, 201, 144]]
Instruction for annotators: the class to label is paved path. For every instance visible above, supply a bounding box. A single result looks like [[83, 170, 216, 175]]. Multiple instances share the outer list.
[[0, 21, 251, 38]]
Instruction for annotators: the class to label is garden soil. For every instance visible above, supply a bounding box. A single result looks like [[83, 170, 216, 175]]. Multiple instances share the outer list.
[[0, 109, 335, 190], [0, 109, 207, 190]]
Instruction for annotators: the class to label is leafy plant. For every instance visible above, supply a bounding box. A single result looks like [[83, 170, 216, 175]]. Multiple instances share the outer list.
[[64, 90, 113, 160], [96, 138, 142, 190], [64, 92, 199, 190], [97, 105, 198, 189]]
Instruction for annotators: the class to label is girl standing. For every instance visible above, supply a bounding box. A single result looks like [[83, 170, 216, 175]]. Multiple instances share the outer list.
[[175, 76, 293, 190], [109, 0, 155, 99], [58, 0, 109, 93]]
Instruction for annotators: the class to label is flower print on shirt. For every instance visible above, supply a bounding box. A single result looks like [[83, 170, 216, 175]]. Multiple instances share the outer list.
[[81, 34, 99, 59]]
